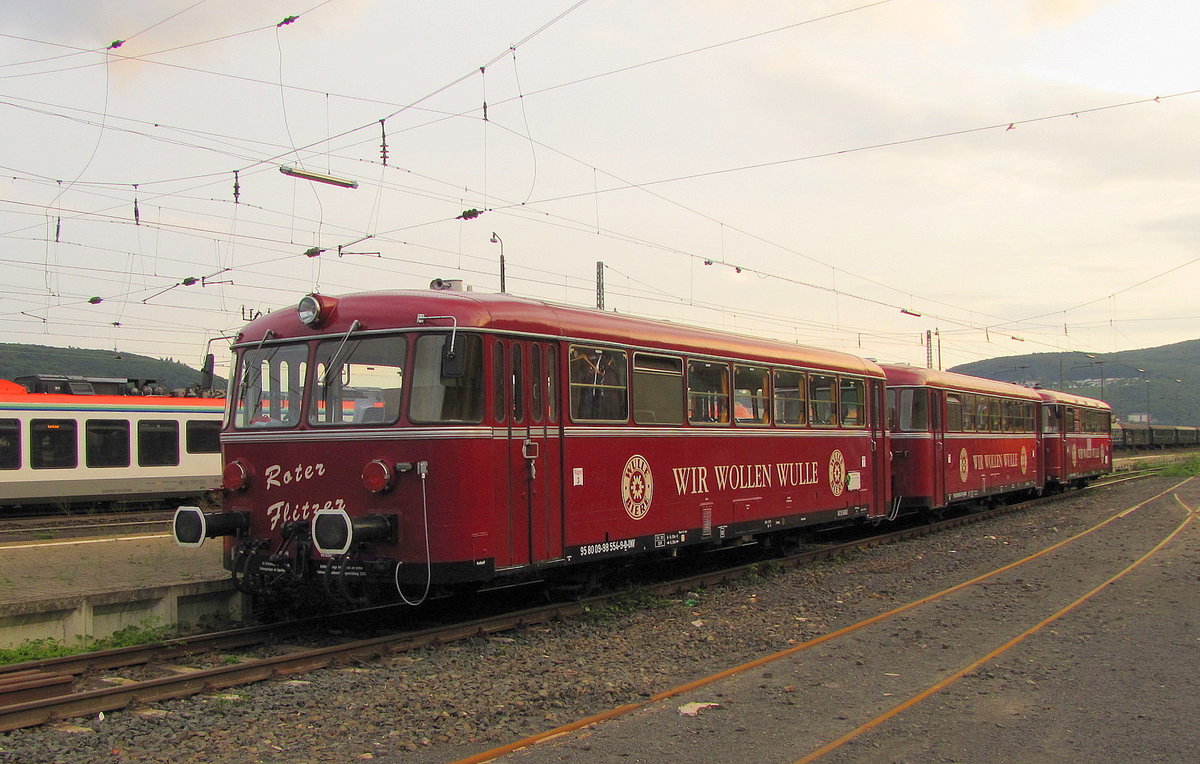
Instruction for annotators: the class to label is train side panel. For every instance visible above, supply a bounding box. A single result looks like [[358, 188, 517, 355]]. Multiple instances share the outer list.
[[0, 394, 223, 506]]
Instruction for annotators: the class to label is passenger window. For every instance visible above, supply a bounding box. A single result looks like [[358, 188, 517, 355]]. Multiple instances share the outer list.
[[946, 393, 963, 432], [688, 361, 730, 425], [569, 346, 628, 422], [839, 378, 865, 428], [31, 419, 76, 469], [633, 353, 683, 425], [773, 370, 806, 426], [138, 420, 180, 467], [734, 365, 770, 425], [0, 419, 19, 469], [86, 419, 130, 468], [186, 420, 221, 454], [808, 374, 836, 427]]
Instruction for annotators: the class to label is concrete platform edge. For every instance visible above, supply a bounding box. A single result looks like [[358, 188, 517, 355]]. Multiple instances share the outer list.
[[0, 577, 247, 648]]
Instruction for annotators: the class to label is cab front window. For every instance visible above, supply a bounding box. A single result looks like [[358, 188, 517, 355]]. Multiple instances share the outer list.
[[233, 344, 309, 429], [310, 335, 406, 426]]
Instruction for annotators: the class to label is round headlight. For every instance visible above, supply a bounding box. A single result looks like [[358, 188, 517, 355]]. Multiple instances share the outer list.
[[362, 459, 394, 493], [223, 460, 250, 492], [298, 294, 322, 326]]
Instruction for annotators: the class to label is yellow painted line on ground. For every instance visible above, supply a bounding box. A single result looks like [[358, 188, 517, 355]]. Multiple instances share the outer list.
[[453, 478, 1193, 764], [796, 487, 1196, 763], [0, 533, 170, 550]]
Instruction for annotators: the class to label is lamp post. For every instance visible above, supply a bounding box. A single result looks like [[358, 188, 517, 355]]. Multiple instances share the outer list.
[[1137, 368, 1150, 424], [490, 232, 505, 293]]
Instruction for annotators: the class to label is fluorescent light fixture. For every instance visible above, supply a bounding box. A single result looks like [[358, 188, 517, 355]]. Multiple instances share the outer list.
[[279, 165, 358, 189]]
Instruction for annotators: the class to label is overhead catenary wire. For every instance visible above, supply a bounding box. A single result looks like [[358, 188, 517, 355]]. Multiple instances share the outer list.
[[2, 3, 1190, 367]]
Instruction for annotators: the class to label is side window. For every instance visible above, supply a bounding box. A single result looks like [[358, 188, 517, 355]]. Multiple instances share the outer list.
[[186, 420, 221, 454], [138, 420, 180, 467], [492, 341, 506, 424], [546, 345, 559, 424], [531, 345, 543, 424], [0, 419, 19, 469], [898, 389, 929, 431], [86, 419, 131, 467], [409, 334, 484, 424], [839, 377, 865, 428], [512, 344, 524, 424], [946, 393, 963, 432], [734, 365, 770, 425], [808, 374, 835, 427], [633, 353, 684, 425], [568, 346, 628, 422], [31, 419, 77, 469], [960, 393, 975, 432], [687, 361, 730, 425], [773, 370, 806, 426]]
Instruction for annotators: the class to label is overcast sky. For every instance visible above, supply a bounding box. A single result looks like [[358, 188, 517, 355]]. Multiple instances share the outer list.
[[1, 0, 1196, 376]]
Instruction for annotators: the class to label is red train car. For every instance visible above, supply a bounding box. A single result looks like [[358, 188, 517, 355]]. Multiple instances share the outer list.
[[1038, 389, 1111, 488], [882, 365, 1043, 513], [175, 289, 892, 602]]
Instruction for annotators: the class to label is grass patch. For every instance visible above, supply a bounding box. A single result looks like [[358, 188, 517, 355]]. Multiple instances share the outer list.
[[581, 587, 666, 623], [1160, 456, 1200, 477], [745, 560, 786, 581], [0, 621, 175, 666]]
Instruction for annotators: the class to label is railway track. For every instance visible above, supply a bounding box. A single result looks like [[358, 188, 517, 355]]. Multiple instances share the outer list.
[[0, 470, 1157, 733], [0, 511, 173, 543]]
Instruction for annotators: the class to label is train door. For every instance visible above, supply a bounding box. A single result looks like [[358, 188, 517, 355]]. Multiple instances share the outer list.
[[868, 379, 888, 517], [499, 340, 563, 568], [932, 390, 946, 507]]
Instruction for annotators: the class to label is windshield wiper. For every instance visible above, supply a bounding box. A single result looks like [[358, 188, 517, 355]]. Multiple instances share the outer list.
[[320, 320, 362, 388], [237, 329, 277, 399]]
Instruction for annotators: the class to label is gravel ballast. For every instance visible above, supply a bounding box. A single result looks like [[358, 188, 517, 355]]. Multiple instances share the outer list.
[[1, 477, 1194, 763]]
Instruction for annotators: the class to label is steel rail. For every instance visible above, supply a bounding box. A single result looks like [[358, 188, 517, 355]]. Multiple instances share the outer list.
[[0, 470, 1158, 732]]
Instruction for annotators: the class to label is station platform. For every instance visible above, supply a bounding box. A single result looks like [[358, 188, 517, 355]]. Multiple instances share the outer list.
[[0, 532, 242, 649]]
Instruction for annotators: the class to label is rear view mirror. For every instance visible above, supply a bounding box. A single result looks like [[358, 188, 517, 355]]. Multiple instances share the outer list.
[[441, 334, 465, 378]]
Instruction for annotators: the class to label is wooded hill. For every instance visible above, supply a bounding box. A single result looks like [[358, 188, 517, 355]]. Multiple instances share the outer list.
[[4, 338, 1194, 424], [0, 344, 223, 393], [949, 338, 1200, 425]]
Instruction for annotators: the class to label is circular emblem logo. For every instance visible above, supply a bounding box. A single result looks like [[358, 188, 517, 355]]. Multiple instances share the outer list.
[[621, 454, 653, 520], [828, 450, 846, 497], [1020, 447, 1028, 476], [958, 448, 969, 483]]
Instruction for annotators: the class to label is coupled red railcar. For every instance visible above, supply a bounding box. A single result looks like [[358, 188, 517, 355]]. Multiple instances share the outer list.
[[1037, 389, 1112, 488], [175, 289, 892, 602], [882, 364, 1044, 514]]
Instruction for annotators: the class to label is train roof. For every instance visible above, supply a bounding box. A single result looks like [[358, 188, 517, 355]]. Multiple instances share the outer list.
[[0, 392, 225, 413], [879, 364, 1042, 400], [234, 289, 886, 377], [1036, 388, 1112, 411]]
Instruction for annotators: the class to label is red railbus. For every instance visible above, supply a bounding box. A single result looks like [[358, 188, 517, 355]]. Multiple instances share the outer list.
[[175, 289, 892, 602], [1037, 389, 1112, 488], [882, 364, 1043, 514]]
